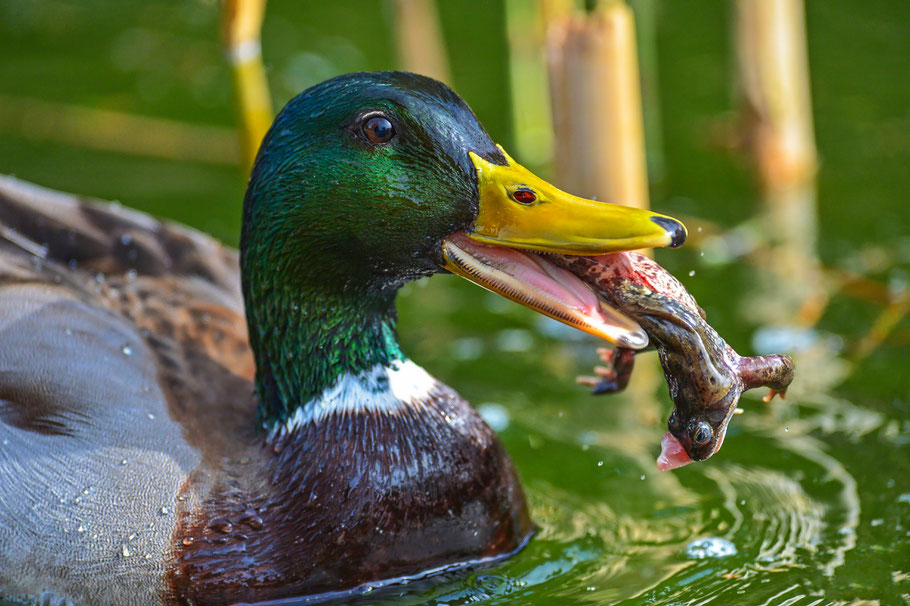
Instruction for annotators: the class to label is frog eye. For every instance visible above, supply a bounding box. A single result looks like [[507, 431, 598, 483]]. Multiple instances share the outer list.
[[689, 421, 713, 445]]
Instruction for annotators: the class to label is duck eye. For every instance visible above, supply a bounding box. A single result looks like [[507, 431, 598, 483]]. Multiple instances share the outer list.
[[511, 187, 537, 204], [689, 421, 713, 445], [363, 116, 395, 144]]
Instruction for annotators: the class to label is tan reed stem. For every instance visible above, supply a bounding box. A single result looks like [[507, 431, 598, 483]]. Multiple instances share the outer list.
[[392, 0, 451, 84], [735, 0, 823, 326]]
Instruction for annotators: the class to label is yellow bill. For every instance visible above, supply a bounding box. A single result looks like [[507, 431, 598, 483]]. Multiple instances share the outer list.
[[442, 146, 687, 348]]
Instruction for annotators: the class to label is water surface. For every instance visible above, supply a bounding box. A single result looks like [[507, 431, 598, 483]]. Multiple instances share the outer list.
[[0, 1, 908, 604]]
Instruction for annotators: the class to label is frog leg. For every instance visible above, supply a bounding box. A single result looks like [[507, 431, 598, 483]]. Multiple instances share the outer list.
[[577, 347, 637, 395], [737, 354, 795, 401]]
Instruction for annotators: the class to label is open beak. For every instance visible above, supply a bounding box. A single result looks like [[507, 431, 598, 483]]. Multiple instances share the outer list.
[[442, 147, 687, 348]]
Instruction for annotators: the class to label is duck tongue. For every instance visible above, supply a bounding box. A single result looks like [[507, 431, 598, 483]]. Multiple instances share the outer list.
[[442, 234, 649, 348]]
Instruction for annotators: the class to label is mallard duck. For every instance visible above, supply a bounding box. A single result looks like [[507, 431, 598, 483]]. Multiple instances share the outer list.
[[0, 72, 685, 605]]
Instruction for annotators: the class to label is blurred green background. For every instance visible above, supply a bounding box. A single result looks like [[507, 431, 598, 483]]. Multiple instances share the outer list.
[[1, 1, 909, 604]]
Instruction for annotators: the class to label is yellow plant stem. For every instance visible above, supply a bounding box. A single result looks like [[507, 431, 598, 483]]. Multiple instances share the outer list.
[[222, 0, 273, 173]]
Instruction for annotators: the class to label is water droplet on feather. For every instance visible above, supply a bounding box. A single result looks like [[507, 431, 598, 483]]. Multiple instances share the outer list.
[[209, 519, 233, 534]]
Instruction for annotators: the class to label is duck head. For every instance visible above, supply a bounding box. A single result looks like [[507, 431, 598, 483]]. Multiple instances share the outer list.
[[242, 71, 686, 425]]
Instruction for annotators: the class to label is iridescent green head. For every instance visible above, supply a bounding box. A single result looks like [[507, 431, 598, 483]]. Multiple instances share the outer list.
[[242, 71, 505, 296], [240, 72, 686, 426]]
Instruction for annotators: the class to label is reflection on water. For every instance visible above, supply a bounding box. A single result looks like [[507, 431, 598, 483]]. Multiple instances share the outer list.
[[389, 228, 910, 604], [355, 372, 873, 605]]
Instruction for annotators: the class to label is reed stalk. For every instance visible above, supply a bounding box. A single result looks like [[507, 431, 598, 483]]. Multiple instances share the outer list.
[[504, 0, 559, 169], [546, 0, 649, 211], [392, 0, 451, 84], [545, 0, 663, 440], [734, 0, 823, 326], [627, 0, 664, 183], [222, 0, 273, 173]]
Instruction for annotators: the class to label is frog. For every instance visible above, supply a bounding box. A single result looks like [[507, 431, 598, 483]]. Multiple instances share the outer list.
[[553, 252, 794, 470]]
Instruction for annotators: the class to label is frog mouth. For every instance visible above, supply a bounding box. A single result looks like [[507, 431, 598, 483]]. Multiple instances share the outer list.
[[442, 232, 650, 349], [657, 427, 729, 471]]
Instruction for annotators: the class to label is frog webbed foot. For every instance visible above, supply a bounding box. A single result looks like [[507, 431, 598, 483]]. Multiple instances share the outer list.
[[577, 347, 636, 395], [762, 388, 787, 402]]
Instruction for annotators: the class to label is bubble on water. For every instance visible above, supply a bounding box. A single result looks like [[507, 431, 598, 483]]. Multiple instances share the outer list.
[[752, 325, 828, 355], [77, 525, 86, 533], [496, 329, 533, 352], [685, 537, 737, 559], [147, 413, 155, 420], [451, 337, 484, 361], [477, 403, 509, 432], [688, 270, 696, 276], [640, 474, 646, 480], [159, 506, 169, 516], [870, 518, 884, 526], [578, 430, 597, 448], [121, 344, 132, 356], [596, 460, 604, 467], [898, 493, 910, 504], [785, 426, 790, 432]]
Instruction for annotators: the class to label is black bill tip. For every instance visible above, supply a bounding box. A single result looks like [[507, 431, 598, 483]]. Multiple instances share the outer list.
[[651, 216, 687, 248]]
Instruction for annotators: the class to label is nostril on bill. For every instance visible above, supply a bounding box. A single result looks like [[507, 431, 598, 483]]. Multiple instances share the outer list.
[[650, 216, 687, 248]]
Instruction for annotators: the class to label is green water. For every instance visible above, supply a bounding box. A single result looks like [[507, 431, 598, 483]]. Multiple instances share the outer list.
[[1, 1, 909, 604]]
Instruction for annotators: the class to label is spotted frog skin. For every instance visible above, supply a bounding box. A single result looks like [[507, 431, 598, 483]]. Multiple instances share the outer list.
[[554, 252, 794, 464]]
